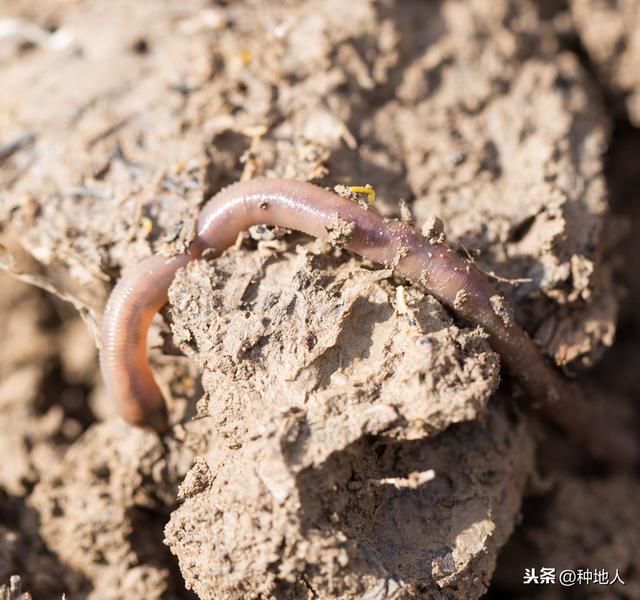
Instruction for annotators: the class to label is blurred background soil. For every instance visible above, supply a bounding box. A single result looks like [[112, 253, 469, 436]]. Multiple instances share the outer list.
[[0, 0, 639, 598]]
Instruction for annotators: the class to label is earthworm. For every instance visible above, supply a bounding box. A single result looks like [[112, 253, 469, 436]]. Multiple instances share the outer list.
[[100, 178, 639, 468]]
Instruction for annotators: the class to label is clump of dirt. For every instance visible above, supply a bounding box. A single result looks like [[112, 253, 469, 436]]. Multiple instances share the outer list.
[[491, 477, 640, 599], [168, 241, 500, 444], [29, 420, 206, 600], [161, 236, 522, 597], [377, 9, 616, 369], [0, 0, 638, 599], [488, 100, 640, 600], [0, 267, 94, 598], [571, 0, 640, 126], [325, 214, 356, 249], [530, 478, 640, 597], [166, 402, 533, 599]]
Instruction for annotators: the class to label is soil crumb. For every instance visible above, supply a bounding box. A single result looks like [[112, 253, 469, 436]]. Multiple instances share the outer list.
[[421, 215, 446, 245], [325, 213, 356, 249], [490, 295, 515, 328]]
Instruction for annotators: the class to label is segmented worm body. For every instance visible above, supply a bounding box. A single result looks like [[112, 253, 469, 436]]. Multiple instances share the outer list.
[[100, 178, 639, 467]]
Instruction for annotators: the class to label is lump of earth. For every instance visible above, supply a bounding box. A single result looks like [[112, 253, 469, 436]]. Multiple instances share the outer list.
[[493, 477, 640, 599], [166, 402, 534, 599], [29, 420, 210, 600], [571, 0, 640, 126], [163, 237, 535, 598]]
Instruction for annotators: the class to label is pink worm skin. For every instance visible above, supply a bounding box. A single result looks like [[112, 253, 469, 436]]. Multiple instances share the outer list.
[[100, 178, 639, 468]]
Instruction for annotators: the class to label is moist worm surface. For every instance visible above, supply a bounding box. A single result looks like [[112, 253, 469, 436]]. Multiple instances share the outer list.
[[100, 178, 639, 467]]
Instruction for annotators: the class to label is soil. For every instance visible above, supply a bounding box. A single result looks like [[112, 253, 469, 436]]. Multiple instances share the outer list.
[[0, 1, 638, 599], [571, 0, 640, 126]]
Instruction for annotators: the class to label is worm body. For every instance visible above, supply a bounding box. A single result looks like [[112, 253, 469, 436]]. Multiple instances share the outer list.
[[100, 178, 639, 468], [100, 254, 190, 432]]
